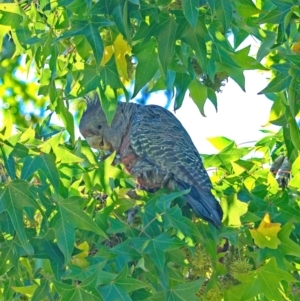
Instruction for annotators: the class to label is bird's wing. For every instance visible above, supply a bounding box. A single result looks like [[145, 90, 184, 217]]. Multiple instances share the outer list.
[[130, 105, 212, 191]]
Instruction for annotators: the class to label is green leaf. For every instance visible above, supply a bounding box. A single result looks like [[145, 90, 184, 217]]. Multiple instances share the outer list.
[[144, 232, 185, 271], [31, 280, 51, 301], [232, 0, 260, 18], [174, 72, 192, 110], [188, 79, 208, 116], [278, 222, 300, 257], [70, 65, 100, 97], [99, 265, 147, 300], [56, 98, 75, 143], [203, 143, 251, 170], [58, 197, 107, 237], [53, 209, 75, 264], [256, 30, 276, 62], [258, 75, 292, 94], [284, 54, 300, 66], [288, 115, 300, 151], [150, 279, 204, 301], [55, 19, 104, 65], [215, 62, 245, 91], [231, 45, 267, 70], [257, 4, 292, 24], [0, 4, 23, 29], [234, 258, 297, 300], [112, 3, 130, 42], [0, 180, 39, 254], [163, 206, 200, 240], [21, 152, 60, 191], [215, 0, 232, 32], [288, 75, 297, 117], [65, 263, 116, 285], [157, 16, 178, 76], [67, 0, 88, 16], [39, 154, 60, 192], [133, 40, 159, 97], [54, 272, 104, 301], [0, 243, 14, 275], [98, 86, 118, 127], [2, 153, 16, 180], [141, 197, 162, 237], [54, 196, 107, 262], [99, 55, 126, 89], [184, 31, 207, 73], [182, 0, 199, 28]]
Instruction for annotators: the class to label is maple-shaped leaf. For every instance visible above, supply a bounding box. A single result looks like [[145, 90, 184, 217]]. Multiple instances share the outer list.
[[0, 180, 42, 254], [228, 258, 297, 300], [52, 196, 107, 263], [163, 205, 200, 240], [143, 231, 185, 271], [278, 222, 300, 257], [21, 153, 60, 192], [250, 213, 281, 249], [149, 279, 204, 301], [54, 272, 103, 301], [98, 265, 148, 300]]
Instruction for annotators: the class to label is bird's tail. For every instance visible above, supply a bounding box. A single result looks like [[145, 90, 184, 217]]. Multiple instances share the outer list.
[[177, 181, 223, 228]]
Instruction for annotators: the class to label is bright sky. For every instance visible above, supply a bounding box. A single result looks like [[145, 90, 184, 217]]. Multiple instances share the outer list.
[[173, 70, 276, 154]]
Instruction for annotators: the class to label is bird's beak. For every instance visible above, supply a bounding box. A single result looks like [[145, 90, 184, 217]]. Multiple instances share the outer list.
[[86, 136, 112, 151]]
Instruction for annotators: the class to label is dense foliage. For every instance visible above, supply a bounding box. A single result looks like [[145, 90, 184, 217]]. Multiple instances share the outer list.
[[0, 0, 300, 300]]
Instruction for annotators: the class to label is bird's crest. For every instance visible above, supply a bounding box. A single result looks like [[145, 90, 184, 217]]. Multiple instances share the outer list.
[[83, 91, 101, 109]]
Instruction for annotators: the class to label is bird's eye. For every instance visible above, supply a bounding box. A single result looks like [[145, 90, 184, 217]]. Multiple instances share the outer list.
[[97, 125, 102, 130]]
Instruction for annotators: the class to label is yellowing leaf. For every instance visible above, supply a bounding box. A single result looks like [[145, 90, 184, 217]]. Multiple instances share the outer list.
[[292, 38, 300, 53], [221, 194, 248, 226], [71, 241, 89, 269], [250, 213, 281, 249], [71, 257, 89, 268], [101, 45, 113, 66], [113, 33, 132, 81], [73, 241, 89, 258]]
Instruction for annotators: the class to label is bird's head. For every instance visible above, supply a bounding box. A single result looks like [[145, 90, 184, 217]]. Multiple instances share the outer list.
[[79, 92, 136, 153]]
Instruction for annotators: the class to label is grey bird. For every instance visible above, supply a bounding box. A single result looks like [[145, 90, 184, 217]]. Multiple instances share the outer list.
[[79, 93, 223, 228]]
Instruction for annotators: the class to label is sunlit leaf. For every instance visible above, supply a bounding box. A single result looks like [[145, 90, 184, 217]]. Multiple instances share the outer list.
[[250, 213, 281, 249], [233, 258, 297, 300], [113, 34, 132, 81], [222, 194, 248, 227], [11, 284, 38, 297], [207, 136, 235, 151]]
